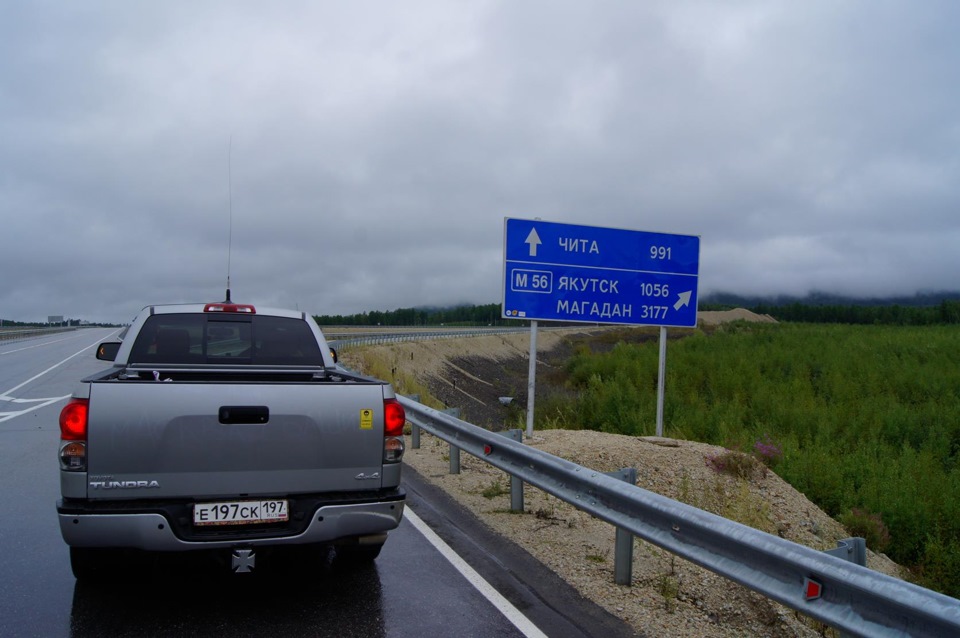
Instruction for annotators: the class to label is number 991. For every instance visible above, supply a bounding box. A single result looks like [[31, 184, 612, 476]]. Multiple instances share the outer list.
[[650, 246, 671, 260]]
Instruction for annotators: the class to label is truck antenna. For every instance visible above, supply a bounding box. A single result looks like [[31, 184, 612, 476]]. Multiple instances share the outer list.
[[225, 135, 233, 303]]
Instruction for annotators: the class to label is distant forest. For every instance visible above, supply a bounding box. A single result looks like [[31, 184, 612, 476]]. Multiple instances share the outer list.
[[313, 303, 522, 327], [313, 292, 960, 327], [711, 291, 960, 326]]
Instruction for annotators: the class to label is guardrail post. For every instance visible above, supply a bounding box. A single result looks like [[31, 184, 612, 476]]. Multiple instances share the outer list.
[[606, 467, 638, 586], [407, 395, 421, 449], [443, 408, 462, 474], [825, 537, 867, 567], [502, 429, 524, 512], [449, 445, 460, 474], [823, 539, 867, 638], [411, 425, 421, 449]]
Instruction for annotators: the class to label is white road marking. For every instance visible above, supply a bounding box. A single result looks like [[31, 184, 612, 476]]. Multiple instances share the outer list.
[[0, 331, 117, 424], [404, 508, 548, 638], [0, 335, 76, 355]]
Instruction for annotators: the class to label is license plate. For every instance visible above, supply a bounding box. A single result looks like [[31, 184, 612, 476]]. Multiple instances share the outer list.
[[193, 499, 289, 526]]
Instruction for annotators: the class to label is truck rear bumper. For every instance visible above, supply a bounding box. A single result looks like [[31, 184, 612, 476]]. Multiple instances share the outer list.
[[58, 498, 404, 551]]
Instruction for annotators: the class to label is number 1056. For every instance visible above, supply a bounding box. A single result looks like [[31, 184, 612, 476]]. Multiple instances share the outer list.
[[639, 283, 669, 297]]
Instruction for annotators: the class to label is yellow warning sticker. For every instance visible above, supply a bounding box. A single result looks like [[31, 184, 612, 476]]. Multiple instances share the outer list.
[[360, 409, 374, 430]]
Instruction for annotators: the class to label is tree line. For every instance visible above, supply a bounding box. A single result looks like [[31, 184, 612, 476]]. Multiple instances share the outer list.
[[315, 298, 960, 327], [313, 303, 529, 327], [751, 299, 960, 325]]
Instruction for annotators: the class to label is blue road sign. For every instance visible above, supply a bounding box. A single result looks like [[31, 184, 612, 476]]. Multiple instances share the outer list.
[[502, 218, 700, 327]]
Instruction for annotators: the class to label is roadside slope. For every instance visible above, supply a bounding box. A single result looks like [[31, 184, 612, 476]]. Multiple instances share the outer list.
[[340, 313, 907, 637]]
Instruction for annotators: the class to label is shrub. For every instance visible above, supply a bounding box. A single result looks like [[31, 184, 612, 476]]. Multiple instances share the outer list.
[[753, 433, 784, 469], [838, 508, 891, 553], [918, 528, 960, 598], [705, 449, 766, 480]]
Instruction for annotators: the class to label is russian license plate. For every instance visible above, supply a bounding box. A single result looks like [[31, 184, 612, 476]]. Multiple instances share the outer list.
[[193, 500, 289, 526]]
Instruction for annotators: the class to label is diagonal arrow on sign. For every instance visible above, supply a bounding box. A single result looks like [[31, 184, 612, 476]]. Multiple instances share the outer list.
[[674, 291, 692, 311]]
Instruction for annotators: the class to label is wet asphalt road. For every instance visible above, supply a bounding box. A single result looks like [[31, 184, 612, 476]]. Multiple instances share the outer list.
[[0, 329, 634, 638]]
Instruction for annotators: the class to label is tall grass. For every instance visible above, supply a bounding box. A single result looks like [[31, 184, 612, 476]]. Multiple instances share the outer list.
[[341, 350, 447, 411], [555, 322, 960, 596]]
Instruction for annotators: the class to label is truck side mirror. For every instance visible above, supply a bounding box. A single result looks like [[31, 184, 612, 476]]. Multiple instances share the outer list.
[[97, 342, 122, 361], [329, 348, 338, 364]]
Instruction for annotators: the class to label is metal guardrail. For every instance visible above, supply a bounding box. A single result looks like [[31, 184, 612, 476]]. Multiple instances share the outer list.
[[399, 396, 960, 638], [0, 326, 77, 343]]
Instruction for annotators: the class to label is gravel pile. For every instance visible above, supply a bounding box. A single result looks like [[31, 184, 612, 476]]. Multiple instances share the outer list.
[[403, 429, 903, 637]]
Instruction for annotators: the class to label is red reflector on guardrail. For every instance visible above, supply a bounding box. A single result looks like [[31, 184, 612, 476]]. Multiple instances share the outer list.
[[804, 577, 823, 601]]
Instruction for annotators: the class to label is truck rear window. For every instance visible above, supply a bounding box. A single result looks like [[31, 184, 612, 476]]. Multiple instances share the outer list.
[[129, 314, 324, 366]]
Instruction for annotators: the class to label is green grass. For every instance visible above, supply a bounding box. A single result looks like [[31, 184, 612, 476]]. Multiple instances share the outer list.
[[480, 479, 509, 499], [549, 321, 960, 597]]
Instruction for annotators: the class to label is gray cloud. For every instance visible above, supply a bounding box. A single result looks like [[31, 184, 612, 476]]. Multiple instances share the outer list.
[[2, 1, 959, 323]]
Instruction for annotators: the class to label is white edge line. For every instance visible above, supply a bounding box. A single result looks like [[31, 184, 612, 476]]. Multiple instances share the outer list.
[[1, 330, 118, 397], [404, 508, 548, 638]]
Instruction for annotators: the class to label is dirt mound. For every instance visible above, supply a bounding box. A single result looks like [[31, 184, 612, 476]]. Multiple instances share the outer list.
[[698, 308, 778, 326]]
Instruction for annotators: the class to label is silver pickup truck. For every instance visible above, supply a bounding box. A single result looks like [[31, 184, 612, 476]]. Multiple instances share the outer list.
[[57, 301, 406, 579]]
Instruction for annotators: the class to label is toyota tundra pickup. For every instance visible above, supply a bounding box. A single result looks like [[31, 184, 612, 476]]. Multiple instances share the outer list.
[[57, 301, 406, 579]]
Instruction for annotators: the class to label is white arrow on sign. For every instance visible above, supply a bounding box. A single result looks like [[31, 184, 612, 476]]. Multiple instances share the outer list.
[[674, 291, 692, 311], [525, 228, 542, 257]]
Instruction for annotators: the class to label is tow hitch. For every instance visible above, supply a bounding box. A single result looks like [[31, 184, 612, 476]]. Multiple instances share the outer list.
[[231, 548, 256, 573]]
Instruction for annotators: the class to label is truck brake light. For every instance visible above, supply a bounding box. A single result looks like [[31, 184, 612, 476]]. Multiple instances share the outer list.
[[60, 399, 89, 441], [383, 399, 405, 437], [204, 303, 256, 314], [383, 398, 406, 463]]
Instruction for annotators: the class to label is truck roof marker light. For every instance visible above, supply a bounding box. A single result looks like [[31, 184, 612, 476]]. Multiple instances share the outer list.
[[204, 303, 256, 314], [383, 399, 406, 437], [60, 399, 89, 441]]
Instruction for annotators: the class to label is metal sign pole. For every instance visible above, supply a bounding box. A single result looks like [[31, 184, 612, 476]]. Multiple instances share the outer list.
[[526, 320, 538, 438], [656, 326, 667, 437]]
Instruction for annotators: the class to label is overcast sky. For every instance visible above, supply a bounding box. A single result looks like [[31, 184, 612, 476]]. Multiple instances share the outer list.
[[2, 1, 958, 324]]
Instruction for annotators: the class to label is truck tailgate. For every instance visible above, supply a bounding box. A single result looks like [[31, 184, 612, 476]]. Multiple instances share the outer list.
[[85, 381, 387, 500]]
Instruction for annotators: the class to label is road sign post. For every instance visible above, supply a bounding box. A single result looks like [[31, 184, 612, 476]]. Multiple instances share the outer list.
[[526, 320, 538, 438], [502, 218, 700, 436]]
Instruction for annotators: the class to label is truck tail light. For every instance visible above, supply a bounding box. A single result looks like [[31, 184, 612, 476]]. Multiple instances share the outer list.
[[60, 441, 87, 471], [59, 399, 89, 471], [383, 399, 405, 437], [60, 399, 89, 441], [383, 437, 404, 463], [383, 398, 406, 463]]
